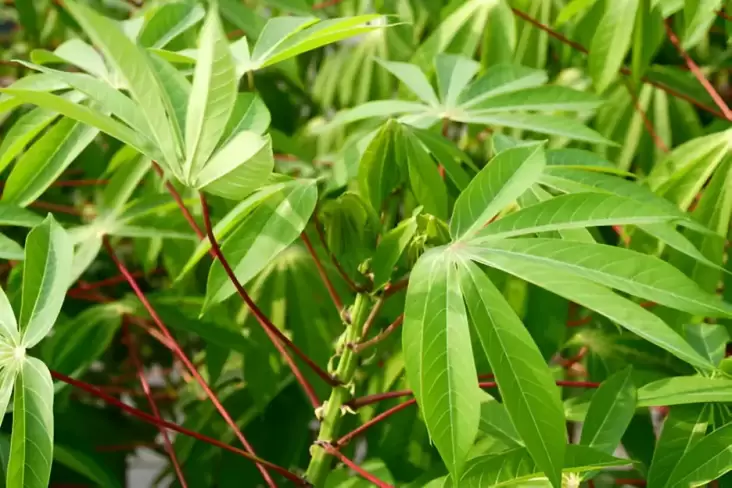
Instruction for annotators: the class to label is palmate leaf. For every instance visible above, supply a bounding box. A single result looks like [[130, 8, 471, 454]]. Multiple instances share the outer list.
[[402, 249, 481, 479], [375, 58, 441, 106], [465, 246, 713, 371], [19, 215, 72, 349], [445, 445, 629, 487], [450, 142, 545, 241], [63, 0, 180, 170], [647, 404, 710, 488], [580, 367, 636, 454], [468, 238, 732, 317], [7, 358, 54, 488], [457, 258, 565, 488], [204, 179, 318, 310], [31, 39, 111, 81], [435, 55, 480, 109], [137, 2, 206, 49]]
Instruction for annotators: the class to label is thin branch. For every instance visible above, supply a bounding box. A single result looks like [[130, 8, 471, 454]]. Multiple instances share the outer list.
[[348, 380, 600, 409], [315, 442, 394, 488], [664, 20, 732, 120], [199, 193, 335, 398], [122, 323, 188, 488], [301, 232, 344, 313], [50, 370, 310, 487], [719, 9, 732, 22], [29, 201, 81, 216], [510, 7, 726, 119], [312, 214, 364, 293], [312, 0, 344, 8], [352, 314, 403, 354], [383, 277, 408, 298], [336, 398, 416, 447], [102, 239, 277, 487]]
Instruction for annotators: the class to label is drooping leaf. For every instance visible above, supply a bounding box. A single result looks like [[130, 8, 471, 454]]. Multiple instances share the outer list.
[[402, 249, 481, 479], [19, 215, 72, 348], [404, 130, 448, 220], [371, 216, 418, 291], [450, 142, 545, 241], [580, 367, 636, 454], [7, 358, 54, 488], [358, 120, 403, 212], [458, 258, 565, 488]]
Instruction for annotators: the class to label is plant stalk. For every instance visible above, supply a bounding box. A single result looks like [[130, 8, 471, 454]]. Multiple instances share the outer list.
[[305, 293, 373, 486]]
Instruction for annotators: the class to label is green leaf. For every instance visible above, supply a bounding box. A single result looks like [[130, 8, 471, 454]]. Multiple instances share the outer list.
[[34, 39, 110, 81], [450, 142, 545, 241], [684, 324, 729, 366], [15, 0, 38, 43], [220, 93, 271, 144], [7, 358, 54, 488], [402, 249, 481, 479], [204, 180, 317, 309], [319, 100, 428, 132], [477, 392, 523, 448], [63, 0, 179, 170], [0, 369, 15, 431], [258, 16, 387, 69], [404, 130, 448, 220], [465, 247, 713, 371], [324, 459, 395, 488], [580, 367, 636, 454], [376, 58, 440, 106], [588, 0, 639, 92], [138, 2, 206, 49], [435, 54, 480, 109], [195, 132, 274, 200], [638, 376, 732, 406], [666, 419, 732, 487], [683, 0, 723, 49], [19, 215, 72, 348], [371, 215, 418, 290], [459, 64, 548, 108], [449, 445, 629, 487], [648, 404, 710, 488], [458, 258, 565, 488], [455, 112, 612, 145], [53, 444, 122, 488], [468, 238, 732, 317], [148, 54, 191, 149], [0, 235, 23, 261], [0, 205, 42, 228], [251, 17, 319, 64], [185, 7, 237, 181], [178, 181, 291, 279], [0, 89, 159, 161], [2, 119, 98, 208], [358, 120, 403, 212], [472, 193, 683, 241], [469, 86, 604, 113], [0, 106, 61, 175], [0, 285, 19, 346]]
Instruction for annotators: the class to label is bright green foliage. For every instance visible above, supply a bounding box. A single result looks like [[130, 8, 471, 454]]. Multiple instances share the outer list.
[[1, 0, 732, 487]]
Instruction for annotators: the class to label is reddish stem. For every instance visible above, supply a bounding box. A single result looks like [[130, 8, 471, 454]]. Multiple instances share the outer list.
[[29, 201, 81, 216], [301, 232, 344, 313], [50, 370, 309, 486], [336, 398, 416, 447], [719, 9, 732, 22], [664, 20, 732, 120], [102, 239, 277, 487], [70, 270, 152, 294], [199, 193, 332, 400], [353, 314, 403, 354], [312, 0, 344, 8], [122, 323, 188, 488], [315, 442, 394, 488], [383, 277, 408, 298]]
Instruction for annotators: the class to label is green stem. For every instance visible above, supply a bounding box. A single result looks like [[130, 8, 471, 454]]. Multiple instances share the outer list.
[[305, 293, 373, 486]]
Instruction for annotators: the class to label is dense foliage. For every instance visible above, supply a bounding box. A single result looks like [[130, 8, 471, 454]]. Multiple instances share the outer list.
[[2, 0, 732, 486]]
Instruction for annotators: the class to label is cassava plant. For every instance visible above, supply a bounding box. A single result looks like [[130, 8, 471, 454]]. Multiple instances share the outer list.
[[2, 0, 732, 486]]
